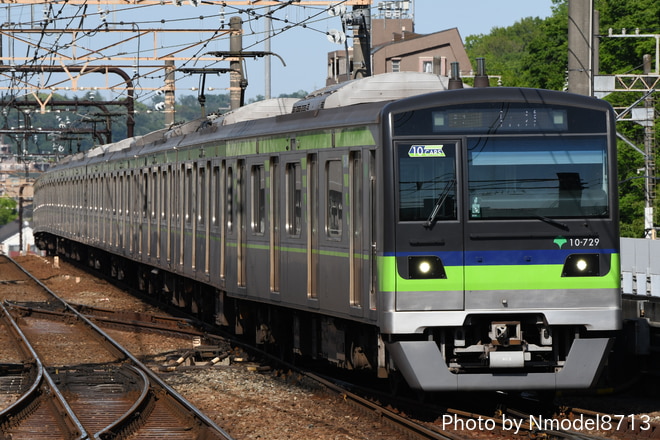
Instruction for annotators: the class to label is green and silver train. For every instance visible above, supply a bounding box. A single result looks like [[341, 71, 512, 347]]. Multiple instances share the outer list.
[[33, 72, 621, 391]]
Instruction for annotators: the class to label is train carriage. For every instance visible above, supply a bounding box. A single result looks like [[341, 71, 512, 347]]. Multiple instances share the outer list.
[[33, 72, 621, 392]]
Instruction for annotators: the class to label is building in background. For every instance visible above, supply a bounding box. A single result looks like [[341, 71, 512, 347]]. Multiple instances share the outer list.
[[326, 1, 471, 86], [0, 219, 36, 256]]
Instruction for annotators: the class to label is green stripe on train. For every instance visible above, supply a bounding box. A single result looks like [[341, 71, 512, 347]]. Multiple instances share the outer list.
[[335, 127, 375, 147], [378, 254, 620, 292]]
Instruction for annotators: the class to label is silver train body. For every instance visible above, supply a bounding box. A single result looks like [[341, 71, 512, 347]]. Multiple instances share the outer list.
[[33, 72, 621, 391]]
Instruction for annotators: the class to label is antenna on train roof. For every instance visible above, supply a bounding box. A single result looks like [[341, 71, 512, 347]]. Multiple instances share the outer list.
[[448, 62, 463, 90], [473, 57, 490, 88]]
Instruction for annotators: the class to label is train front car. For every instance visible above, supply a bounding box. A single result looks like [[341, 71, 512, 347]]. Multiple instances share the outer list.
[[381, 88, 621, 391]]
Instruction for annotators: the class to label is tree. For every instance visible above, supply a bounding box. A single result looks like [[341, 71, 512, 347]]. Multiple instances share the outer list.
[[464, 17, 548, 87], [465, 0, 660, 237], [0, 197, 17, 226]]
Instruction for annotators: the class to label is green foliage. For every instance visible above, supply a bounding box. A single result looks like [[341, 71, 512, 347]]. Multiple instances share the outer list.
[[465, 0, 659, 237], [0, 197, 17, 226], [465, 17, 549, 87], [247, 90, 309, 103], [597, 0, 660, 74]]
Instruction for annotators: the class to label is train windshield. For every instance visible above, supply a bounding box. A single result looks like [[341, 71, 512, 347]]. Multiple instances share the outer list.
[[467, 136, 609, 219]]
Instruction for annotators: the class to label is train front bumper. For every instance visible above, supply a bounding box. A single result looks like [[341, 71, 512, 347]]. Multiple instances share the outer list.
[[387, 337, 614, 391]]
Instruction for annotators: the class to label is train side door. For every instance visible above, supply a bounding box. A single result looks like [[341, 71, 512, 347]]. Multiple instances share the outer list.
[[394, 141, 464, 311], [237, 159, 247, 289], [223, 160, 247, 292]]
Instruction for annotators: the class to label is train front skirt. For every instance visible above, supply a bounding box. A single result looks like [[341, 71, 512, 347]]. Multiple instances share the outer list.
[[387, 337, 614, 391]]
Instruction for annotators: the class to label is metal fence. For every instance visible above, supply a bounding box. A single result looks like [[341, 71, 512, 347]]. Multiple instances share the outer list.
[[621, 238, 660, 297]]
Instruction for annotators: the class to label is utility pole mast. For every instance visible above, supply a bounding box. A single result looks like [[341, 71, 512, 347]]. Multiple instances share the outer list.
[[230, 16, 244, 110], [567, 0, 594, 95], [643, 54, 657, 238], [595, 31, 660, 238], [164, 60, 176, 126], [351, 5, 372, 79]]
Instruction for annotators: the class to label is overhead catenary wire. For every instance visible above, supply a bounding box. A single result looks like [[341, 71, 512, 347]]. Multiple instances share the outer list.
[[0, 0, 361, 106]]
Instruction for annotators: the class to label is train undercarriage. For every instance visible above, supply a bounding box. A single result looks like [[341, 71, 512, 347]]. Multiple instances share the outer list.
[[37, 234, 386, 378], [36, 233, 619, 393]]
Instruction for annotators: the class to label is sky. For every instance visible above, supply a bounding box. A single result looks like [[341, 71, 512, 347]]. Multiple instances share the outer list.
[[237, 0, 556, 100], [0, 0, 555, 105]]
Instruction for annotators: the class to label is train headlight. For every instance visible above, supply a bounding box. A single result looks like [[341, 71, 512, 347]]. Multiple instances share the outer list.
[[408, 256, 446, 279], [562, 254, 600, 277]]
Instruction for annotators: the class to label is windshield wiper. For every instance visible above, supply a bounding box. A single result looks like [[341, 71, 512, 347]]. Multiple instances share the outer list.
[[532, 214, 569, 231], [425, 179, 455, 228]]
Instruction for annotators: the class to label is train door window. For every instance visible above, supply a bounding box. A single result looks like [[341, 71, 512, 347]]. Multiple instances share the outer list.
[[349, 151, 362, 307], [219, 161, 227, 279], [74, 177, 80, 236], [226, 166, 234, 233], [307, 154, 318, 299], [164, 166, 172, 263], [142, 171, 148, 220], [153, 169, 159, 258], [191, 163, 198, 271], [198, 165, 206, 227], [91, 175, 96, 241], [185, 165, 193, 225], [368, 150, 377, 310], [212, 165, 220, 228], [119, 173, 125, 248], [285, 162, 302, 237], [251, 164, 265, 234], [112, 174, 117, 216], [270, 157, 280, 293], [130, 171, 135, 253], [96, 175, 101, 240], [200, 162, 211, 274], [111, 174, 117, 246], [131, 171, 137, 253], [151, 170, 157, 221], [179, 164, 186, 266], [141, 170, 148, 255], [237, 160, 246, 287], [97, 175, 102, 243], [326, 159, 343, 239], [134, 170, 139, 251], [161, 167, 168, 223], [123, 171, 128, 248]]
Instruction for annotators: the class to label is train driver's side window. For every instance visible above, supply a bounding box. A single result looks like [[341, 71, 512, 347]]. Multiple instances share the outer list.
[[398, 142, 457, 222]]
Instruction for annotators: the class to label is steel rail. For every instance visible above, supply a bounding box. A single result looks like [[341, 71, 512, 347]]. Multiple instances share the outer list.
[[6, 254, 235, 440], [0, 301, 89, 439]]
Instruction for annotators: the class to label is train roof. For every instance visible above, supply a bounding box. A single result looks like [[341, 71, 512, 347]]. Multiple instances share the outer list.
[[292, 72, 451, 112], [45, 72, 453, 171]]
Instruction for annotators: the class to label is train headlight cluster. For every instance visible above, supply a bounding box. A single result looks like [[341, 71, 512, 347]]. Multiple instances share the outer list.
[[408, 256, 446, 279], [562, 254, 600, 277]]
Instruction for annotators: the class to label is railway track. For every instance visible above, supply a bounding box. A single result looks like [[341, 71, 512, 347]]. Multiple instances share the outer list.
[[0, 255, 233, 440], [3, 253, 659, 440]]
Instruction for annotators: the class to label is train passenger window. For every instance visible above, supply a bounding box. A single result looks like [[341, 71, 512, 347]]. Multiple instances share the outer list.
[[285, 162, 302, 236], [398, 143, 457, 222], [251, 165, 265, 234], [326, 159, 343, 238]]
